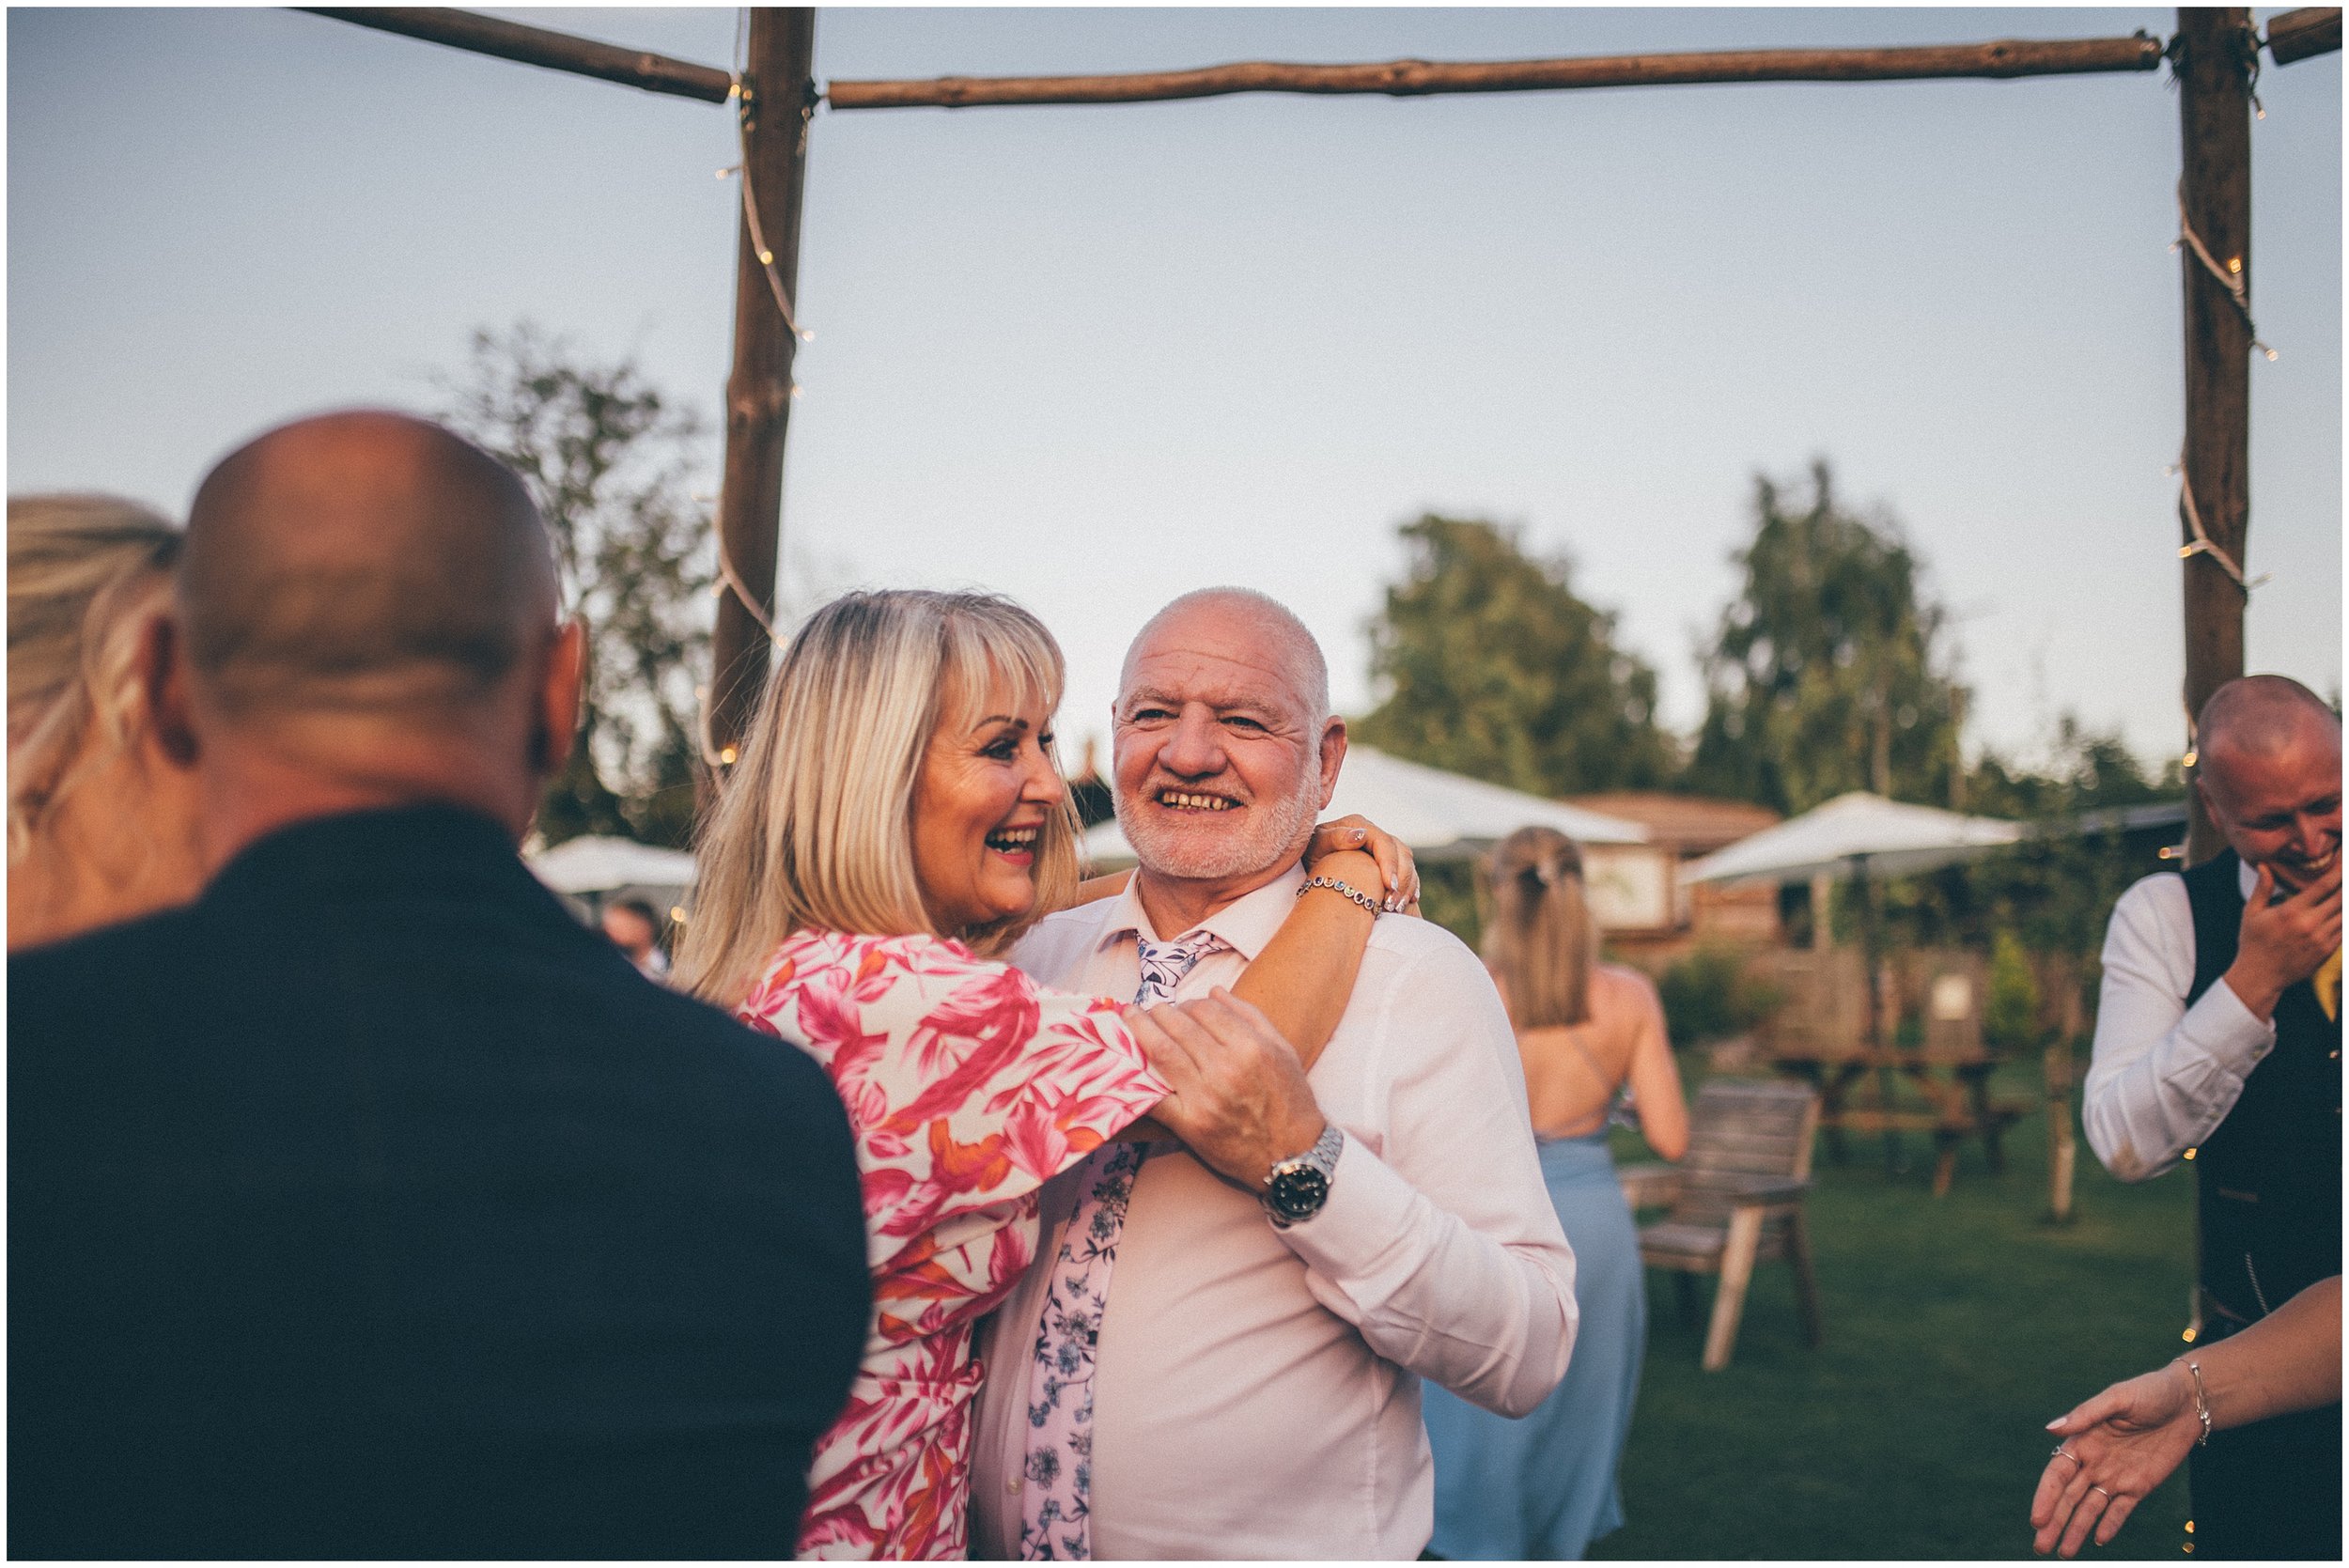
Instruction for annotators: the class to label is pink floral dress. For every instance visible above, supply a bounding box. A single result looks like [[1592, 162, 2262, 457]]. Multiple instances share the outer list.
[[737, 928, 1168, 1560]]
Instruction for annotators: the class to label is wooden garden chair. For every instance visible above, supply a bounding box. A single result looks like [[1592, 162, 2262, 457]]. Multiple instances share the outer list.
[[1618, 1078, 1824, 1373]]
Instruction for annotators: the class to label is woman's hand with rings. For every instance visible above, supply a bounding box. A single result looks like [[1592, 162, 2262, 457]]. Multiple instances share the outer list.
[[2030, 1361, 2201, 1557]]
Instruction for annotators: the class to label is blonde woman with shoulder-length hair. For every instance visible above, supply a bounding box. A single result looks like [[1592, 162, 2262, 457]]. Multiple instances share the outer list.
[[680, 588, 1404, 1561], [680, 591, 1081, 999], [1423, 824, 1690, 1561], [8, 494, 205, 950]]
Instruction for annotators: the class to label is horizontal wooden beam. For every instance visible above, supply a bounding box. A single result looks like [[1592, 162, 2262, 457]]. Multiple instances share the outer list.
[[299, 8, 736, 104], [2265, 7, 2343, 63], [825, 33, 2165, 111]]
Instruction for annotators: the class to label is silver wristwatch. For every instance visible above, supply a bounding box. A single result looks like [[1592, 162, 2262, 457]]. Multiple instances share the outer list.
[[1262, 1125, 1345, 1228]]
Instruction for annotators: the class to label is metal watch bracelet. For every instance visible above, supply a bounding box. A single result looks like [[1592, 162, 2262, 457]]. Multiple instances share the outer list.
[[1263, 1124, 1345, 1228]]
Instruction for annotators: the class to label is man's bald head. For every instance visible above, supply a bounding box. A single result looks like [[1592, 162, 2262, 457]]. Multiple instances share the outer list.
[[2195, 675, 2342, 892], [1123, 587, 1330, 724], [2198, 675, 2340, 772], [179, 411, 558, 724]]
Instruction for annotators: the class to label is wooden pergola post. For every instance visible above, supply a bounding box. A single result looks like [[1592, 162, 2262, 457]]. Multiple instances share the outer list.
[[2175, 8, 2256, 866], [708, 8, 817, 776], [293, 2, 2339, 830]]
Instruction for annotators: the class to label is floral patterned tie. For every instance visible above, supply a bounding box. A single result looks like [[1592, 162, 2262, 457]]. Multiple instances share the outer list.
[[1018, 932, 1225, 1560]]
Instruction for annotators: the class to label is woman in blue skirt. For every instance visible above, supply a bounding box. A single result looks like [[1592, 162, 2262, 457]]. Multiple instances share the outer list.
[[1423, 827, 1689, 1560]]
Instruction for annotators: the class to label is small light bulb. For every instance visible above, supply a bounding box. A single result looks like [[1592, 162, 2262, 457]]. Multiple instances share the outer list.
[[670, 906, 689, 924], [2227, 256, 2243, 274], [2183, 1145, 2198, 1159], [798, 328, 816, 343], [757, 249, 775, 266], [2179, 545, 2197, 558], [2185, 1522, 2195, 1535], [2182, 750, 2198, 768], [2181, 1326, 2197, 1342], [720, 746, 739, 766], [2263, 347, 2279, 362]]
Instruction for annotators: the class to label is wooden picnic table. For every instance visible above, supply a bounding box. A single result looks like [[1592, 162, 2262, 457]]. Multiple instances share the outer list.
[[1769, 1047, 2028, 1197]]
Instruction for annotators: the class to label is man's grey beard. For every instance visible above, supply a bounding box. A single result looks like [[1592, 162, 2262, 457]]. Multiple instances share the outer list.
[[1115, 768, 1322, 884]]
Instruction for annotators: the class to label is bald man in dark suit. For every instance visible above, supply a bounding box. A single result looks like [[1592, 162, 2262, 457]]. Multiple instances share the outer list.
[[9, 411, 870, 1559]]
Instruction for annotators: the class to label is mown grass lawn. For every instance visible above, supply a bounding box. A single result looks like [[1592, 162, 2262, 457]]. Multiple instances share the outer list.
[[1585, 1065, 2198, 1561]]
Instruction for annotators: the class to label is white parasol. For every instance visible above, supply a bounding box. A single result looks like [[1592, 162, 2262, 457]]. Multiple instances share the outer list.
[[527, 834, 698, 895], [1680, 792, 2023, 888]]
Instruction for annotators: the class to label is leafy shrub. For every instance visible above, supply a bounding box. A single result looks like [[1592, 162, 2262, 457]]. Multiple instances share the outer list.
[[1413, 861, 1481, 952], [1657, 945, 1780, 1049], [1984, 929, 2043, 1052]]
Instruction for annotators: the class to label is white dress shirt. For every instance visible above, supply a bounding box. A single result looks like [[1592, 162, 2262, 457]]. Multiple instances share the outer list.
[[2085, 862, 2276, 1182], [967, 863, 1578, 1560]]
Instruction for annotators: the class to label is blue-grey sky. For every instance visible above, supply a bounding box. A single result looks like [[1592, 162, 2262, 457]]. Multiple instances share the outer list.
[[10, 8, 2341, 781]]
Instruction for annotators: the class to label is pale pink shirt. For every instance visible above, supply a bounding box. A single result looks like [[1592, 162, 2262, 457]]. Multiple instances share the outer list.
[[969, 862, 1578, 1560]]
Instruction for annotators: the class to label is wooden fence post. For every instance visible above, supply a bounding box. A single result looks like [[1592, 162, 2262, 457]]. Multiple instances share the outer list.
[[2046, 1034, 2078, 1222], [2175, 8, 2255, 866], [708, 8, 817, 782]]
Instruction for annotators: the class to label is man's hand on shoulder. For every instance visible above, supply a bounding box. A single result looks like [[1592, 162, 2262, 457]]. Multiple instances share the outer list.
[[1124, 988, 1328, 1189], [2225, 861, 2342, 1020]]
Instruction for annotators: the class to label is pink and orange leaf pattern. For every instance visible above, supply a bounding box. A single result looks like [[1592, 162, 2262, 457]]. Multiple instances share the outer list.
[[739, 929, 1165, 1561]]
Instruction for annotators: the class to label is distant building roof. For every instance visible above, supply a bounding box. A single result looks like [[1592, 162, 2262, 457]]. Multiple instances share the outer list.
[[1561, 791, 1782, 856]]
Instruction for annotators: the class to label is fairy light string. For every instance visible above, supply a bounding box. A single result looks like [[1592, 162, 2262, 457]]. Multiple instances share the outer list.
[[713, 529, 784, 646], [722, 64, 817, 347], [2162, 26, 2274, 614], [2168, 456, 2269, 598], [693, 504, 791, 770], [699, 11, 810, 770], [2171, 186, 2277, 363]]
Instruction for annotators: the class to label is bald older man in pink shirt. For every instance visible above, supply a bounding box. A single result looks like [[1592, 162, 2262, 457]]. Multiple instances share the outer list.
[[969, 588, 1578, 1560]]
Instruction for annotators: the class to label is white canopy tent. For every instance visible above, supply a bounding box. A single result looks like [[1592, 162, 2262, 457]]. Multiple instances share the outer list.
[[1680, 792, 2024, 888], [1681, 791, 2024, 1050], [1081, 744, 1646, 868], [527, 834, 698, 896]]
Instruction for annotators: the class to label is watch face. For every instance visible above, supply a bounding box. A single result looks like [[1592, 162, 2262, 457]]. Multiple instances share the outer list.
[[1269, 1164, 1330, 1220]]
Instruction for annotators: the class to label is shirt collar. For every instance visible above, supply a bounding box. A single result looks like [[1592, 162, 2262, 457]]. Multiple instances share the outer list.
[[2238, 856, 2260, 901], [1093, 860, 1309, 961]]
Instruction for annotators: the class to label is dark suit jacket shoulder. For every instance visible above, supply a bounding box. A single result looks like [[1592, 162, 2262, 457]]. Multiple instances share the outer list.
[[9, 806, 870, 1560]]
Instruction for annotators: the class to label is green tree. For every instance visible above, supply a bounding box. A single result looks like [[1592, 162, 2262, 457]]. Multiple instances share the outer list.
[[1966, 716, 2173, 821], [1880, 717, 2181, 976], [1983, 929, 2043, 1051], [1685, 460, 1967, 814], [1355, 515, 1674, 795], [440, 324, 715, 847]]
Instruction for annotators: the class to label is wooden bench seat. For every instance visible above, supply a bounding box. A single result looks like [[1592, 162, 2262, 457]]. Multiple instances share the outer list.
[[1626, 1079, 1823, 1372]]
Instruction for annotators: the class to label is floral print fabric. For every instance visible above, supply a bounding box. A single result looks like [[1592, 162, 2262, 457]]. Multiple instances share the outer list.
[[737, 928, 1168, 1560]]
